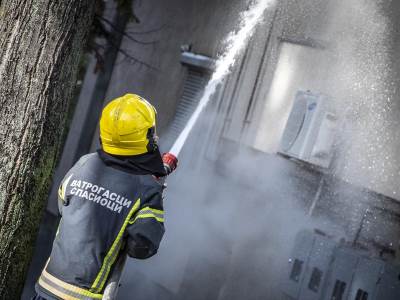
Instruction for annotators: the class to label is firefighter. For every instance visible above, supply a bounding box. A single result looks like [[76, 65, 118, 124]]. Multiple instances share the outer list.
[[33, 94, 178, 300]]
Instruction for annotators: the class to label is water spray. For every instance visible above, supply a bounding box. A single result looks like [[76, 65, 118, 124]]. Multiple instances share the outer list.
[[169, 0, 276, 158]]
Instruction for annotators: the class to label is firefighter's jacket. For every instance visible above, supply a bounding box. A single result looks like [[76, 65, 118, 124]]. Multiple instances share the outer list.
[[36, 151, 166, 300]]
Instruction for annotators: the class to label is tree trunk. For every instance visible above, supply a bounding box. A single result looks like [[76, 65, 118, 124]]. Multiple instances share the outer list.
[[0, 1, 96, 299]]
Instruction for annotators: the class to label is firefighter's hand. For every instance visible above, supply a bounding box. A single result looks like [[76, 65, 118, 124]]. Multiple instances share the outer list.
[[162, 153, 178, 175]]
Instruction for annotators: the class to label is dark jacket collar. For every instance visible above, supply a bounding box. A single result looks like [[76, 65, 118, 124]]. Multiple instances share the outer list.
[[97, 149, 166, 177]]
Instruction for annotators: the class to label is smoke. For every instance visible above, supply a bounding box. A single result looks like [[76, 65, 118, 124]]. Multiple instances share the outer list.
[[156, 139, 320, 299], [117, 116, 334, 300]]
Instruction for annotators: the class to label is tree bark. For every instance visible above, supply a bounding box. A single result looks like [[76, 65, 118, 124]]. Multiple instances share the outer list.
[[0, 1, 96, 299]]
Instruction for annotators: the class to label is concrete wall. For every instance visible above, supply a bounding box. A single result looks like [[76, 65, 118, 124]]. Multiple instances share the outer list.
[[100, 0, 245, 136]]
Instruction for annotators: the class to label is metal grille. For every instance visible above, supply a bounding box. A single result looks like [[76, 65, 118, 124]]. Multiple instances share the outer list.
[[161, 68, 209, 151]]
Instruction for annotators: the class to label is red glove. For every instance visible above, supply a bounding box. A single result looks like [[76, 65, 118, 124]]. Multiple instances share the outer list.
[[162, 153, 178, 175]]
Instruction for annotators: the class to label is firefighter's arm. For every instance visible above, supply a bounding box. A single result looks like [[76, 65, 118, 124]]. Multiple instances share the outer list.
[[126, 187, 165, 259]]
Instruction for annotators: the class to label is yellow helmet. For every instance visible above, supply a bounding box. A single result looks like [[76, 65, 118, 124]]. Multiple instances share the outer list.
[[99, 93, 158, 156]]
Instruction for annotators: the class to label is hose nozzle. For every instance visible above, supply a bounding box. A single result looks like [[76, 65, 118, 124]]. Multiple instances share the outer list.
[[162, 153, 178, 175]]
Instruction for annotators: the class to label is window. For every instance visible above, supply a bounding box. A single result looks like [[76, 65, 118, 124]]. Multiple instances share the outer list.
[[308, 267, 323, 292], [290, 259, 304, 282], [331, 280, 346, 300], [355, 289, 368, 300], [161, 68, 209, 150]]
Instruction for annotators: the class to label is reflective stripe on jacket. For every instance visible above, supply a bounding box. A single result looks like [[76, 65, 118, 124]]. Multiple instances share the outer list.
[[36, 152, 165, 299]]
